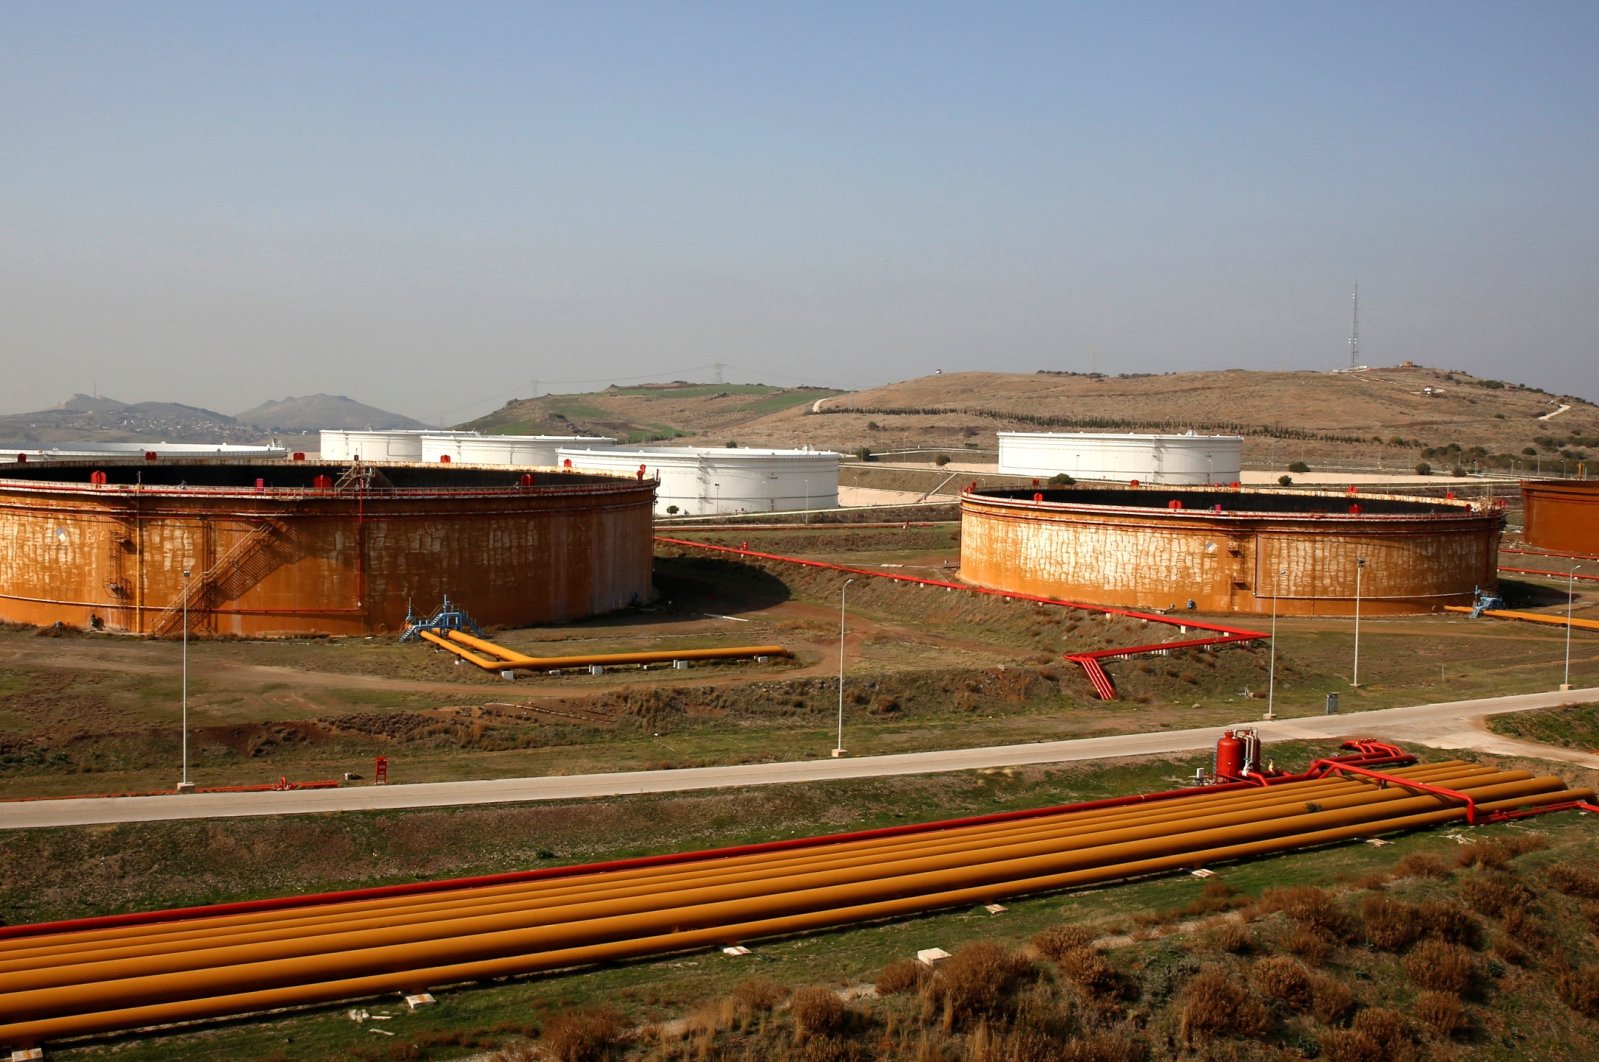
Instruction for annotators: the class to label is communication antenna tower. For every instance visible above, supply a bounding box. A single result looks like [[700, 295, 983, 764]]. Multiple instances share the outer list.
[[1349, 281, 1360, 369]]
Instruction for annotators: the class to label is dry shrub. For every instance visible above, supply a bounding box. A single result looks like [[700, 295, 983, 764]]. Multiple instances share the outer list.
[[1548, 862, 1599, 899], [542, 1005, 627, 1062], [1459, 871, 1537, 919], [1417, 900, 1483, 948], [484, 1043, 539, 1062], [1413, 989, 1471, 1040], [1057, 946, 1124, 999], [1361, 894, 1425, 952], [1557, 964, 1599, 1019], [1310, 972, 1356, 1026], [1032, 923, 1098, 960], [925, 940, 1034, 1029], [1500, 904, 1549, 950], [1503, 831, 1550, 856], [1320, 1028, 1383, 1062], [1176, 967, 1271, 1044], [1403, 939, 1480, 996], [1250, 955, 1314, 1012], [1178, 880, 1242, 918], [1455, 840, 1512, 870], [1352, 1007, 1418, 1058], [1060, 1028, 1151, 1062], [1392, 852, 1452, 880], [875, 958, 927, 996], [1282, 926, 1333, 964], [789, 985, 847, 1037], [1491, 930, 1528, 972], [1204, 919, 1255, 955], [731, 976, 786, 1013], [1582, 900, 1599, 935], [1260, 884, 1357, 942]]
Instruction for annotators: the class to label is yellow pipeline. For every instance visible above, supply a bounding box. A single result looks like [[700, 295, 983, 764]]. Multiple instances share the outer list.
[[1, 766, 1589, 1046], [0, 772, 1568, 1019], [0, 763, 1511, 979], [1443, 605, 1599, 632], [0, 763, 1509, 974], [0, 763, 1496, 974], [414, 627, 791, 672]]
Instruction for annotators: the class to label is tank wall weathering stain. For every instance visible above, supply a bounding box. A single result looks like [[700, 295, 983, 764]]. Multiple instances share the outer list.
[[1521, 480, 1599, 554], [997, 432, 1243, 485], [0, 461, 656, 636], [959, 487, 1502, 615]]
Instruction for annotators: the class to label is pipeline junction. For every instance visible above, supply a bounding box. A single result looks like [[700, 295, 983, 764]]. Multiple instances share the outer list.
[[1, 740, 1593, 1050]]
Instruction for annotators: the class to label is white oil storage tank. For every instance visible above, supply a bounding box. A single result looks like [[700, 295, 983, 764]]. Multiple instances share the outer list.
[[557, 446, 841, 516], [319, 430, 479, 462], [423, 435, 617, 465], [997, 431, 1242, 485]]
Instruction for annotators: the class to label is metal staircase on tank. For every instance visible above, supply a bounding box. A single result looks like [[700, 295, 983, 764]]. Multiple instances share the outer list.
[[148, 515, 296, 636]]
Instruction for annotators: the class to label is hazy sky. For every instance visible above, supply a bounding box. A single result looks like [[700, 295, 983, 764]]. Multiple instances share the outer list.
[[4, 2, 1596, 424]]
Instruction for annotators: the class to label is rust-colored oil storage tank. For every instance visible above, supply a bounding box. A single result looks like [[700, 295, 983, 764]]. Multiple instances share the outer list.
[[1521, 480, 1599, 554], [960, 486, 1503, 616], [0, 459, 656, 636]]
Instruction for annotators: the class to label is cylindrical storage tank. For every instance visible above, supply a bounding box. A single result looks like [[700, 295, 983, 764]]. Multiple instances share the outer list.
[[1521, 480, 1599, 554], [423, 435, 617, 466], [998, 432, 1243, 485], [959, 486, 1503, 616], [558, 446, 841, 516], [319, 431, 478, 462], [0, 460, 656, 636]]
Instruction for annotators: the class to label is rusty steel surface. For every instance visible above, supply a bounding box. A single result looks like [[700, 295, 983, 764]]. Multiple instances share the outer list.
[[0, 460, 656, 636], [1522, 480, 1599, 554], [960, 486, 1503, 616]]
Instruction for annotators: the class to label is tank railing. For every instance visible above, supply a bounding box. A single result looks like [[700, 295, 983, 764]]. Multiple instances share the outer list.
[[16, 479, 654, 500]]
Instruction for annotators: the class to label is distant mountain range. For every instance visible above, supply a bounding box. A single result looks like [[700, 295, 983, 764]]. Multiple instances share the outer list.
[[0, 394, 425, 446]]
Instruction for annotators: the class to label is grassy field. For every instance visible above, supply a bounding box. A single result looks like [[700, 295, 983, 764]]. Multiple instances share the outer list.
[[2, 526, 1598, 1059]]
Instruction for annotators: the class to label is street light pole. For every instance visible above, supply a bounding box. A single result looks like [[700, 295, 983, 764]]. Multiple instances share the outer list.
[[1352, 557, 1365, 687], [1564, 564, 1580, 691], [180, 566, 192, 791], [835, 578, 854, 756], [1265, 567, 1285, 721]]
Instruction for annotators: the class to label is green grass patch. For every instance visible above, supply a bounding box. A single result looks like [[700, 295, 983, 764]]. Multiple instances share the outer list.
[[1486, 701, 1599, 749]]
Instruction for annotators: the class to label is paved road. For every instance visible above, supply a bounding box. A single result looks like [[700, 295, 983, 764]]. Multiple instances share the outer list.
[[3, 687, 1596, 831]]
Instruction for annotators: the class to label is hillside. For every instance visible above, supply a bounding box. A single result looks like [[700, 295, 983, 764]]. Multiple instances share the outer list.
[[0, 393, 424, 446], [458, 365, 1599, 475], [233, 394, 427, 432], [462, 382, 842, 446]]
